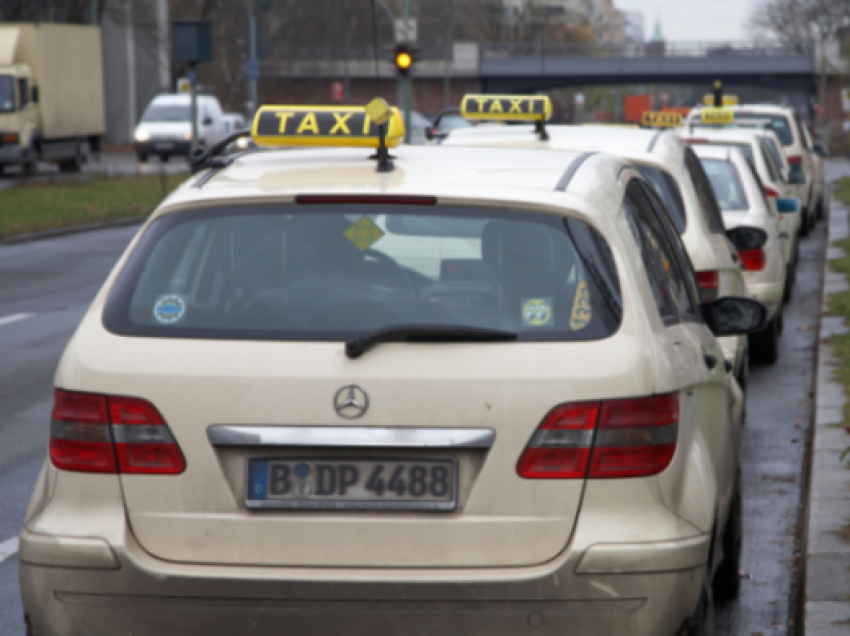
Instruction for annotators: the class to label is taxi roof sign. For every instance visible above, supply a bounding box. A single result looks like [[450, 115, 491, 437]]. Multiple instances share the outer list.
[[460, 94, 553, 140], [703, 94, 738, 106], [460, 95, 552, 122], [641, 111, 682, 128], [251, 104, 406, 150], [700, 108, 735, 125]]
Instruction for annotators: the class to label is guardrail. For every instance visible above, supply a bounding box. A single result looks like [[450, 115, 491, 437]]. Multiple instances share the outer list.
[[480, 41, 813, 60], [263, 41, 812, 63]]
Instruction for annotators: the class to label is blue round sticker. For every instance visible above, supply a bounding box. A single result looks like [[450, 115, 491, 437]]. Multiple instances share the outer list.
[[153, 294, 186, 325]]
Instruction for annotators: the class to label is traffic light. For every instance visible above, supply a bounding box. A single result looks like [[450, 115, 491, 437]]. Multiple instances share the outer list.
[[393, 44, 415, 77]]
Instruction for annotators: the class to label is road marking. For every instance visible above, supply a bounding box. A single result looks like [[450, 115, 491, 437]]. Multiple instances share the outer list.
[[0, 313, 33, 326], [0, 537, 19, 563]]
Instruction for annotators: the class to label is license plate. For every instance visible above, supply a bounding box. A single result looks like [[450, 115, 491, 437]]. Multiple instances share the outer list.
[[246, 457, 457, 511], [154, 142, 175, 149]]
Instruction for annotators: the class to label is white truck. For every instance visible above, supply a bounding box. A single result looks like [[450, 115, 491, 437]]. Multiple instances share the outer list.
[[0, 23, 105, 174]]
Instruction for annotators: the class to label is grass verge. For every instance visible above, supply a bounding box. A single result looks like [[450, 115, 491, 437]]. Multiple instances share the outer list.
[[0, 173, 185, 239], [828, 177, 850, 463]]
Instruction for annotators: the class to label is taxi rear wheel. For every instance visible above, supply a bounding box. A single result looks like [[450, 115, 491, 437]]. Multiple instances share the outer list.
[[749, 314, 780, 365], [713, 474, 742, 601]]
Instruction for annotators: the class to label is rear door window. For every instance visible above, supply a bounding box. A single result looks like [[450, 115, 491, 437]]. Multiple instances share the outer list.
[[623, 181, 699, 323], [104, 205, 623, 342], [684, 148, 726, 234], [636, 165, 687, 234], [758, 139, 780, 183], [699, 159, 750, 212], [734, 112, 793, 146]]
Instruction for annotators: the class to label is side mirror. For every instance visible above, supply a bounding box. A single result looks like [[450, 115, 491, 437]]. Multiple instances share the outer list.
[[776, 197, 800, 214], [788, 172, 806, 185], [813, 142, 828, 157], [31, 85, 39, 104], [202, 116, 213, 126], [727, 226, 767, 251], [703, 296, 767, 337]]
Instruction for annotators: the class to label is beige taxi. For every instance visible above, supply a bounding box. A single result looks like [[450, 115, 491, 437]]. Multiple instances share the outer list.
[[693, 144, 789, 364], [442, 102, 750, 391], [20, 99, 765, 636]]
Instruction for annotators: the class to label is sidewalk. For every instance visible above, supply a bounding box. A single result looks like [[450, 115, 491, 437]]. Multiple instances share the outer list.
[[806, 198, 850, 634]]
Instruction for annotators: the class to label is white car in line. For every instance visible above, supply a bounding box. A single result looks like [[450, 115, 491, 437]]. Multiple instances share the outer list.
[[693, 145, 792, 364]]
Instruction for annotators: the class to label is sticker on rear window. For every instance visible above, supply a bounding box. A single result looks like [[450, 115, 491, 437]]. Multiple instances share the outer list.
[[570, 282, 591, 330], [522, 298, 553, 327], [153, 294, 187, 325], [344, 216, 385, 251]]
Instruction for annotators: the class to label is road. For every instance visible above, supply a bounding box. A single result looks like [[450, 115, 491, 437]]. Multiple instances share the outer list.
[[0, 163, 846, 635]]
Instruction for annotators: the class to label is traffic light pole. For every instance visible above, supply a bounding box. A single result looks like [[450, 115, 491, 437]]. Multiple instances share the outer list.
[[403, 0, 412, 144]]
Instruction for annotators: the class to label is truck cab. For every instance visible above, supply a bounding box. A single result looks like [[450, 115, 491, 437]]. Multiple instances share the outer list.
[[0, 65, 38, 173]]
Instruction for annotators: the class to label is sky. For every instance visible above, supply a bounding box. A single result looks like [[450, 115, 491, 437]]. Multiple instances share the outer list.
[[614, 0, 765, 42]]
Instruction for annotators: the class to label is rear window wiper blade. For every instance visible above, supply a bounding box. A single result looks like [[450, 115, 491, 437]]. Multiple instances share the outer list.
[[346, 325, 517, 359]]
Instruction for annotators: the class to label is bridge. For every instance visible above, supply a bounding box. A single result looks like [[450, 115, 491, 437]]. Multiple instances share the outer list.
[[263, 41, 816, 114]]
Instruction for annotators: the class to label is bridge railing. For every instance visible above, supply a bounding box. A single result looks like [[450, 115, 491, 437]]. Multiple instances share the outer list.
[[480, 41, 813, 60]]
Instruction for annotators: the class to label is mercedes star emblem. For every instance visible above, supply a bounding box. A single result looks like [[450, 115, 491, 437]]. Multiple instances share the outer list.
[[334, 385, 369, 419]]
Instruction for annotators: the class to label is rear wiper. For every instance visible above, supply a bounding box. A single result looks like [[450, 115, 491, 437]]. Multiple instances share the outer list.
[[346, 325, 517, 359]]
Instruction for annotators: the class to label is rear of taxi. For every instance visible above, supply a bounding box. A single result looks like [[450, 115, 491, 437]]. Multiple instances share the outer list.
[[693, 145, 786, 363], [444, 122, 749, 388], [18, 114, 737, 636], [686, 104, 816, 234], [680, 128, 801, 299]]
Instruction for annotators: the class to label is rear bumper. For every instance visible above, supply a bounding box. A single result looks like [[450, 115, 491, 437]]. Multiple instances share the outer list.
[[20, 526, 707, 636]]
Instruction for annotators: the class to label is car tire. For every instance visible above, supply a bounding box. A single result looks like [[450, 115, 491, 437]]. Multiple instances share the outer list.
[[713, 475, 742, 601], [750, 314, 780, 365], [783, 257, 796, 304], [816, 197, 824, 221], [800, 211, 810, 238], [137, 154, 148, 163], [160, 155, 170, 163]]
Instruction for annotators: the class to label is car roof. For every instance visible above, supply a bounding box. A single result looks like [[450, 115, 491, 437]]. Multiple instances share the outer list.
[[681, 128, 765, 145], [156, 145, 631, 224], [443, 124, 684, 163], [152, 94, 217, 104]]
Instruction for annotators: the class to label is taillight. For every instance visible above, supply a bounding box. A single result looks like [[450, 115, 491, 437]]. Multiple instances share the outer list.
[[50, 391, 116, 473], [110, 396, 186, 474], [517, 393, 678, 480], [738, 248, 766, 271], [686, 138, 708, 144], [763, 186, 779, 198], [49, 389, 185, 475], [787, 155, 802, 165], [696, 270, 720, 302]]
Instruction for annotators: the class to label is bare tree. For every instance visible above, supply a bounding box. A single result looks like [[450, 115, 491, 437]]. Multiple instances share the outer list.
[[749, 0, 850, 50]]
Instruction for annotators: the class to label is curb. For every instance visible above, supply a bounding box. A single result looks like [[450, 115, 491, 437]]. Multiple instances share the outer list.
[[0, 217, 144, 246], [805, 192, 850, 635]]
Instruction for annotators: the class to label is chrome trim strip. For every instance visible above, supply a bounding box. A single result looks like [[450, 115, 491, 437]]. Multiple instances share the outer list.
[[207, 426, 495, 449]]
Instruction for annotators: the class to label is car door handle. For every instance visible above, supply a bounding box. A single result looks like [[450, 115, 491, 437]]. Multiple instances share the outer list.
[[703, 353, 718, 370]]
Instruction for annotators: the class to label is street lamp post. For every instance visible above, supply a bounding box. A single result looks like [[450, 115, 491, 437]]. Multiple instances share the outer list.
[[443, 0, 473, 110]]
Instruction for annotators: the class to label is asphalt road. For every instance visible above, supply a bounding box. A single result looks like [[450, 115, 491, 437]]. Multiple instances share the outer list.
[[0, 163, 847, 635]]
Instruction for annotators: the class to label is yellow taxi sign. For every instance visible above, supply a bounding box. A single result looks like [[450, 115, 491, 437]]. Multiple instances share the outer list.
[[703, 94, 738, 106], [460, 94, 552, 122], [251, 104, 406, 149], [641, 111, 682, 128], [700, 108, 735, 125]]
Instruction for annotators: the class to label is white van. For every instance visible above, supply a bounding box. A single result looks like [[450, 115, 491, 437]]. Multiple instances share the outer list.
[[134, 94, 228, 162]]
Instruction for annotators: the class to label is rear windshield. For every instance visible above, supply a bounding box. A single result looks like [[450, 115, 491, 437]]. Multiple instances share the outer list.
[[734, 113, 794, 146], [141, 104, 191, 123], [104, 205, 623, 342], [699, 159, 749, 212], [636, 166, 687, 234], [708, 141, 754, 164], [762, 136, 787, 171]]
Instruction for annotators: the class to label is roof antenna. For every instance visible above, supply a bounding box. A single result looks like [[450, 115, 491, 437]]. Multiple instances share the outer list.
[[370, 0, 382, 98]]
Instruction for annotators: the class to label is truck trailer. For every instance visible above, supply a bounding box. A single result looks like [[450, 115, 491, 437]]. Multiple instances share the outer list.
[[0, 23, 105, 174]]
